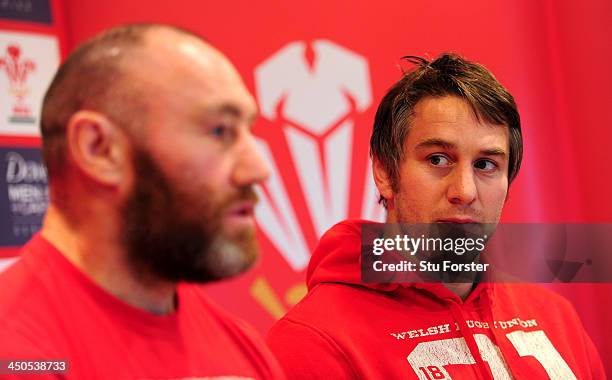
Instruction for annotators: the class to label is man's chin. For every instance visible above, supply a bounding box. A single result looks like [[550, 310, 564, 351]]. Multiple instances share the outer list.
[[221, 216, 257, 237], [197, 236, 259, 282]]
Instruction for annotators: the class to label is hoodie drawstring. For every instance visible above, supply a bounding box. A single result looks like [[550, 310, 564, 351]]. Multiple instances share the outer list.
[[448, 301, 494, 380], [480, 286, 519, 380]]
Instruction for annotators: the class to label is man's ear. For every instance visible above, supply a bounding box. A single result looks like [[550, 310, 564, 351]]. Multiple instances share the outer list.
[[66, 110, 130, 188], [372, 158, 394, 202]]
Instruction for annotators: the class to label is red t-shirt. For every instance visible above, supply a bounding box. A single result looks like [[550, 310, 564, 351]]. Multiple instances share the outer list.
[[0, 234, 285, 380]]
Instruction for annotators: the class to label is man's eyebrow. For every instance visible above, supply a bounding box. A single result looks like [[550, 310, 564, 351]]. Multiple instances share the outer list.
[[415, 138, 456, 150], [480, 148, 507, 157], [205, 103, 257, 123], [415, 138, 507, 157]]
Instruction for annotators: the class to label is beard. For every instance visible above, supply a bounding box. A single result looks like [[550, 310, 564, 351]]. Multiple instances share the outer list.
[[120, 146, 259, 284], [395, 206, 495, 283], [420, 222, 492, 283]]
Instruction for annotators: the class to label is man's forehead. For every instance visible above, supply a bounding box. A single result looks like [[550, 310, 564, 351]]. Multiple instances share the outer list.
[[413, 96, 482, 124], [409, 121, 509, 142], [197, 98, 258, 122], [408, 125, 509, 153], [121, 29, 255, 110], [408, 97, 509, 152], [138, 31, 227, 73]]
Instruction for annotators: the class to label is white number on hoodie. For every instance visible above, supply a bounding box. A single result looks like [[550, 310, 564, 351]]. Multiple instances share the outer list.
[[506, 330, 577, 379], [407, 330, 576, 379]]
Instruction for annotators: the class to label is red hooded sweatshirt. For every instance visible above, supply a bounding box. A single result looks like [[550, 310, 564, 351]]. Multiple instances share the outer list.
[[267, 220, 605, 379]]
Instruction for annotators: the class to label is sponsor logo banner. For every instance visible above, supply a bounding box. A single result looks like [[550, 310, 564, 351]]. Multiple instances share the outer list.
[[0, 0, 52, 24], [0, 147, 47, 246], [0, 31, 59, 136]]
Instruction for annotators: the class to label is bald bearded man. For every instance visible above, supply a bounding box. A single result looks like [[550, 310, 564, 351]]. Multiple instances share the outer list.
[[0, 24, 284, 380]]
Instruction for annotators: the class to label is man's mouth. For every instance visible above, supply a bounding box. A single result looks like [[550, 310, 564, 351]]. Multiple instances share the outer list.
[[229, 201, 255, 215], [224, 201, 257, 228]]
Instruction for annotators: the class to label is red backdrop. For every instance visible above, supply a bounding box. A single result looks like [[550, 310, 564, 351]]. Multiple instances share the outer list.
[[5, 0, 612, 373]]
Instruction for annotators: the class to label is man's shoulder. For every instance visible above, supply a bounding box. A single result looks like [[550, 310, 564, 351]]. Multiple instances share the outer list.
[[0, 255, 47, 318], [0, 263, 59, 359], [0, 319, 55, 359], [0, 235, 63, 313], [180, 284, 286, 379], [266, 284, 365, 379], [287, 282, 370, 314], [269, 282, 390, 343], [0, 254, 64, 354]]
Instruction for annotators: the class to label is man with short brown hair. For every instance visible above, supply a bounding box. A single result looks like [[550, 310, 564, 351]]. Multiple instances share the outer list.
[[267, 53, 604, 379]]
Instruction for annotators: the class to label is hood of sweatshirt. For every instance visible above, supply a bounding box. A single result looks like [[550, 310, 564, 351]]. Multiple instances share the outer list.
[[307, 219, 494, 303], [306, 219, 501, 379], [270, 219, 604, 379]]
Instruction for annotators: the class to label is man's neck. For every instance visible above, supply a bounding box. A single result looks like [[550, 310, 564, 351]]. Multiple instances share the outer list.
[[41, 204, 177, 315], [444, 282, 474, 301]]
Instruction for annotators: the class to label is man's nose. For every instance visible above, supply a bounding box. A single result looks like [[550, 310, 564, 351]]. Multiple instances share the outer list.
[[446, 163, 477, 206], [232, 131, 271, 186]]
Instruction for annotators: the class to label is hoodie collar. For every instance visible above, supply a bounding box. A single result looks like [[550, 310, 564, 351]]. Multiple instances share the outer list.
[[307, 219, 495, 306]]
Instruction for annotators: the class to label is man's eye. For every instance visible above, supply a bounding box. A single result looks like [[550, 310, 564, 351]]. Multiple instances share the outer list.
[[474, 159, 497, 171], [210, 124, 239, 144], [428, 154, 451, 167], [211, 125, 229, 138]]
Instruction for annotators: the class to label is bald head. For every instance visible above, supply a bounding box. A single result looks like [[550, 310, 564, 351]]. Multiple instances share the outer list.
[[40, 23, 233, 180], [38, 23, 268, 285]]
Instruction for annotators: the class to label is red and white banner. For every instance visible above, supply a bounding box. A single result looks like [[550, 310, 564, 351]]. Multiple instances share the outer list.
[[1, 0, 610, 373], [0, 0, 65, 263]]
